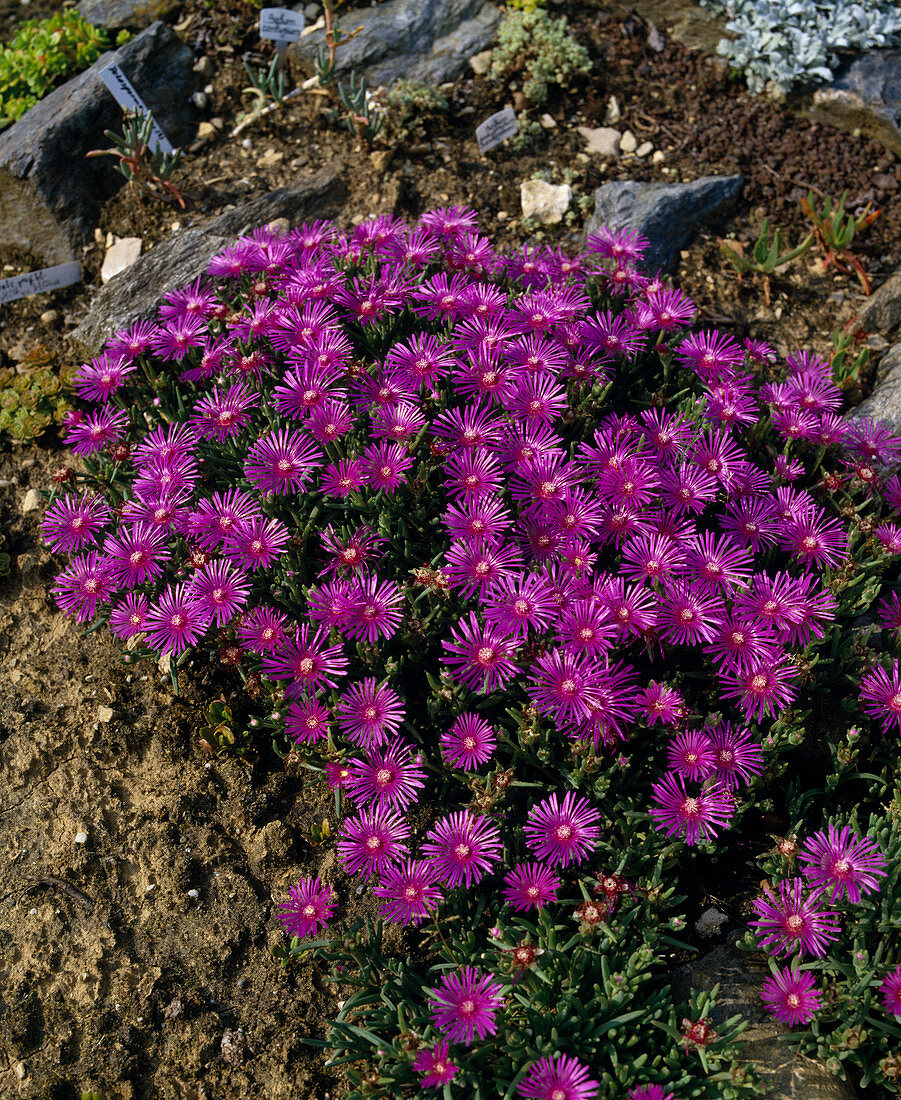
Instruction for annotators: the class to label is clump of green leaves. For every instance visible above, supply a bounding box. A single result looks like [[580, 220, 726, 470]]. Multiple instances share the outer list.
[[829, 322, 870, 391], [315, 0, 383, 142], [0, 352, 73, 442], [490, 9, 591, 104], [86, 110, 185, 209], [719, 218, 813, 305], [801, 190, 881, 295], [379, 80, 447, 143], [0, 11, 117, 130], [197, 696, 251, 756]]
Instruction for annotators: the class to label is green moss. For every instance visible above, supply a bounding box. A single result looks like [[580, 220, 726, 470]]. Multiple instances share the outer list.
[[0, 10, 112, 131], [490, 9, 591, 104]]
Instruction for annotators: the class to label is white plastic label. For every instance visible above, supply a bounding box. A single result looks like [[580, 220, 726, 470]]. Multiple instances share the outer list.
[[476, 108, 518, 153], [260, 8, 305, 44], [99, 63, 174, 154], [0, 262, 81, 304]]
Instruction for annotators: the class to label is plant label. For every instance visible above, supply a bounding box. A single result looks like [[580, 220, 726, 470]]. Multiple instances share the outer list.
[[476, 108, 518, 153], [260, 7, 305, 50], [0, 262, 81, 304], [99, 64, 175, 155]]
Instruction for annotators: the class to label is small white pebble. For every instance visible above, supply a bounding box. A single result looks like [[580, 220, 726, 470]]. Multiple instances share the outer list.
[[145, 883, 156, 893], [136, 1016, 143, 1023], [187, 889, 199, 898], [242, 138, 252, 150], [74, 831, 88, 845], [28, 908, 37, 916]]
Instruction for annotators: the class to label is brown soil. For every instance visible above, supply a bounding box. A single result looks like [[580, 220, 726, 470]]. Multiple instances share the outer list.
[[0, 1, 899, 1096]]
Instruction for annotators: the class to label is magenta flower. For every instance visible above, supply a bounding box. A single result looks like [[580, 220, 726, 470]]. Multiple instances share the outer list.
[[185, 559, 251, 626], [103, 523, 171, 589], [428, 966, 504, 1045], [528, 648, 601, 726], [524, 791, 601, 868], [656, 583, 724, 646], [649, 774, 733, 847], [109, 592, 149, 639], [374, 858, 441, 925], [52, 551, 115, 623], [222, 515, 290, 571], [144, 582, 211, 654], [63, 407, 129, 456], [336, 678, 404, 749], [244, 428, 321, 495], [444, 538, 523, 599], [360, 441, 413, 492], [261, 624, 349, 699], [797, 825, 887, 903], [482, 573, 557, 638], [860, 661, 901, 734], [412, 1044, 457, 1090], [345, 741, 426, 812], [237, 606, 288, 654], [666, 731, 716, 782], [719, 658, 798, 721], [750, 879, 841, 959], [191, 381, 259, 441], [502, 862, 560, 911], [285, 698, 331, 745], [443, 448, 503, 501], [341, 575, 404, 643], [702, 723, 763, 790], [337, 809, 410, 878], [442, 612, 519, 694], [518, 1054, 599, 1100], [440, 713, 497, 770], [276, 877, 334, 939], [759, 965, 822, 1026], [880, 965, 901, 1017], [627, 1087, 675, 1100], [41, 494, 110, 554], [422, 811, 503, 888]]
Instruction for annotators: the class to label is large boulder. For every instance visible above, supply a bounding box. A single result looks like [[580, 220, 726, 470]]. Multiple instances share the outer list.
[[583, 175, 744, 274], [0, 22, 196, 267], [672, 940, 858, 1100], [77, 0, 181, 31], [288, 0, 502, 87], [68, 172, 347, 359], [803, 50, 901, 158], [849, 341, 901, 432]]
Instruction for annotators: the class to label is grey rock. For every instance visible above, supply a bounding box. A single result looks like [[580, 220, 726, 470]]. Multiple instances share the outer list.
[[288, 0, 502, 87], [672, 940, 857, 1100], [0, 23, 196, 267], [804, 50, 901, 158], [77, 0, 181, 31], [583, 175, 744, 273], [68, 171, 346, 358], [857, 267, 901, 337], [608, 0, 728, 55], [850, 341, 901, 432]]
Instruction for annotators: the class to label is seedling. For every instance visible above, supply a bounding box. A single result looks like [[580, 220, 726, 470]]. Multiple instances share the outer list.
[[86, 109, 185, 209], [719, 218, 813, 305], [801, 189, 880, 294]]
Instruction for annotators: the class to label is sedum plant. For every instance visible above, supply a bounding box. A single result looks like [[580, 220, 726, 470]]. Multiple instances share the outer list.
[[42, 208, 901, 1097], [490, 9, 591, 103], [0, 353, 74, 442], [0, 10, 120, 130]]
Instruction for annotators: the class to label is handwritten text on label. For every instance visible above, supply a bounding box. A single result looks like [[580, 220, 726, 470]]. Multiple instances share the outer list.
[[0, 263, 81, 304], [99, 64, 174, 155]]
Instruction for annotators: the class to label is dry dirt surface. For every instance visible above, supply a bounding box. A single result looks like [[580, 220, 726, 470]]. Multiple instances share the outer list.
[[0, 0, 899, 1096]]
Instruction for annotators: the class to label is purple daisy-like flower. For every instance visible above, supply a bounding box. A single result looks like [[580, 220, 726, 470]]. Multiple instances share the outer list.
[[244, 428, 322, 496], [666, 730, 716, 782], [627, 1087, 675, 1100], [144, 583, 212, 654], [502, 862, 560, 911], [720, 658, 798, 722], [524, 791, 601, 868], [223, 515, 290, 571], [285, 698, 331, 745], [42, 494, 111, 554], [374, 858, 441, 925], [759, 965, 822, 1026], [880, 965, 901, 1017], [345, 740, 426, 812], [518, 1054, 599, 1100], [190, 381, 259, 441], [859, 661, 901, 734], [422, 811, 503, 888], [412, 1042, 458, 1089], [440, 713, 497, 769], [444, 538, 524, 599], [360, 441, 413, 492], [702, 722, 763, 790], [797, 825, 887, 903], [336, 678, 404, 749], [63, 407, 129, 456], [261, 623, 349, 699], [237, 606, 288, 654], [276, 877, 334, 939], [528, 648, 601, 726], [337, 808, 410, 878], [108, 592, 149, 640], [428, 966, 505, 1045], [103, 523, 171, 589], [52, 551, 116, 623], [649, 774, 733, 847], [482, 573, 557, 638], [341, 575, 404, 644], [750, 878, 841, 959], [185, 560, 251, 626], [442, 612, 519, 694]]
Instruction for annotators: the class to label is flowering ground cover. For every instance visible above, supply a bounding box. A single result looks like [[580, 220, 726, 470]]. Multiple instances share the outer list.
[[41, 206, 901, 1097]]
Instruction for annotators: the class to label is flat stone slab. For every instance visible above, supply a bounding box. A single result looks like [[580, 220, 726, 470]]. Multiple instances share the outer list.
[[672, 940, 858, 1100], [77, 0, 181, 31], [289, 0, 502, 87], [0, 21, 196, 267], [803, 50, 901, 158], [849, 341, 901, 432], [68, 172, 347, 359], [583, 175, 744, 273], [857, 266, 901, 338]]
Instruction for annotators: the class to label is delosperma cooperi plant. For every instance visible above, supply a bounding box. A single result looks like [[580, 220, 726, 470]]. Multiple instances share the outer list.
[[45, 208, 901, 1097]]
